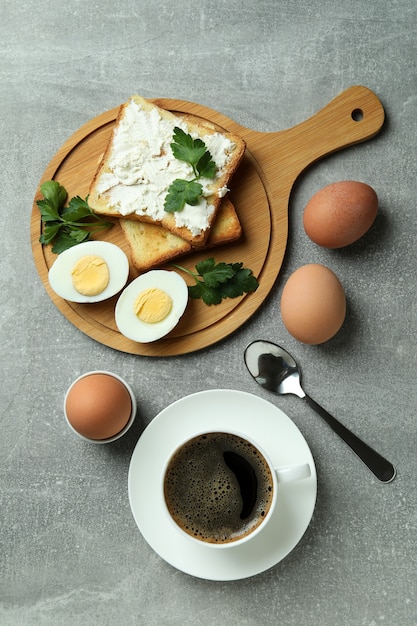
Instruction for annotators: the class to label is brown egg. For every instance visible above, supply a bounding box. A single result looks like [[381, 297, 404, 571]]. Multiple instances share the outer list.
[[65, 373, 133, 440], [303, 181, 378, 248], [280, 264, 346, 344]]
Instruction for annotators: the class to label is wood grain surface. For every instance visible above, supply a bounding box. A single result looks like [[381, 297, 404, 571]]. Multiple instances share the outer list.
[[30, 86, 385, 356]]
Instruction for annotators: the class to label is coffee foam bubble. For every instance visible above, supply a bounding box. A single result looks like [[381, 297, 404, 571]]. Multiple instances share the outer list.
[[164, 432, 274, 544]]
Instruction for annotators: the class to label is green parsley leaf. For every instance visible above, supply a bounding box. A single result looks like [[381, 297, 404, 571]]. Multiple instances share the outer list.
[[194, 258, 235, 288], [172, 257, 259, 306], [39, 180, 68, 212], [37, 199, 62, 222], [61, 196, 94, 221], [164, 179, 203, 213], [39, 222, 62, 245], [188, 282, 223, 306], [170, 127, 207, 174], [49, 227, 91, 254], [218, 266, 259, 299], [37, 181, 114, 254], [164, 128, 216, 213], [196, 151, 216, 179]]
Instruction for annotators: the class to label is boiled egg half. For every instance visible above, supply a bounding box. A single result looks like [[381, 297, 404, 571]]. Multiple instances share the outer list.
[[115, 270, 188, 343], [48, 240, 129, 303]]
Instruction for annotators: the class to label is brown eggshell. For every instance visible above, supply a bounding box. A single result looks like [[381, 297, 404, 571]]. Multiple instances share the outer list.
[[303, 181, 378, 248], [280, 264, 346, 345], [65, 373, 132, 440]]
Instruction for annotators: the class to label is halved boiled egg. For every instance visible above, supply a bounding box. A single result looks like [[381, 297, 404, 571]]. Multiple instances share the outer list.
[[48, 240, 129, 303], [115, 270, 188, 343]]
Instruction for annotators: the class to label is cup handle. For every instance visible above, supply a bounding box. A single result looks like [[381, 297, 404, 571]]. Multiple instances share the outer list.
[[275, 463, 311, 483]]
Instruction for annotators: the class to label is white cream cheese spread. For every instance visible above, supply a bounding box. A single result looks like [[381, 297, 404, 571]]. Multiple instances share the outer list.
[[96, 99, 236, 236]]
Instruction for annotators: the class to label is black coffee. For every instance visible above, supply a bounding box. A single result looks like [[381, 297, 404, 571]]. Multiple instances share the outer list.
[[163, 432, 274, 544]]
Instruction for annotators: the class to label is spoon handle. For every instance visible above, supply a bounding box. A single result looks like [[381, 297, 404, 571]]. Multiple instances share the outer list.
[[304, 394, 396, 483]]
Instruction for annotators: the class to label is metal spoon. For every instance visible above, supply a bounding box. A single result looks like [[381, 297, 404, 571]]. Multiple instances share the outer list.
[[244, 340, 396, 483]]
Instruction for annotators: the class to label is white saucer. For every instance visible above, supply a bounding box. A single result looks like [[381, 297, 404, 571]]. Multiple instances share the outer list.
[[128, 389, 317, 581]]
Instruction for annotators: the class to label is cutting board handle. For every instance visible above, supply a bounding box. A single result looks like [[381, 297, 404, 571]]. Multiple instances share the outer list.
[[268, 85, 385, 181], [302, 84, 384, 150]]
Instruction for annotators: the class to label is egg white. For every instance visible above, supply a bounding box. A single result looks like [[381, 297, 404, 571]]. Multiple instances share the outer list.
[[115, 270, 189, 343], [48, 240, 129, 303]]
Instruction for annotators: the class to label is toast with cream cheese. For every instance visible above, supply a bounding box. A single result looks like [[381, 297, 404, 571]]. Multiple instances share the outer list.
[[88, 95, 246, 246]]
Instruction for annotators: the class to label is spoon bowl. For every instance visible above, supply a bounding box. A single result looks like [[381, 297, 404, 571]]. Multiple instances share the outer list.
[[244, 340, 396, 483]]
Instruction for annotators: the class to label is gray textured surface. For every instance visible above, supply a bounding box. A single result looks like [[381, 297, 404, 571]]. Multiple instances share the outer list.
[[1, 1, 416, 624]]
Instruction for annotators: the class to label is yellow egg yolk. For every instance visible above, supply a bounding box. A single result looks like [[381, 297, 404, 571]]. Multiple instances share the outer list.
[[134, 288, 173, 323], [71, 255, 110, 296]]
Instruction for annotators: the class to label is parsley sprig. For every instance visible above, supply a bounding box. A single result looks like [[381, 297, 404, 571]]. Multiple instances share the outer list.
[[37, 180, 114, 254], [172, 258, 259, 306], [164, 127, 216, 214]]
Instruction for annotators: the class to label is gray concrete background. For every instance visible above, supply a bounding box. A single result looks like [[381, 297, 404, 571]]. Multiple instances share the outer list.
[[1, 1, 416, 624]]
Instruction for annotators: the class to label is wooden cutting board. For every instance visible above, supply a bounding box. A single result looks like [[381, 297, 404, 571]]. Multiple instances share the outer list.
[[31, 86, 384, 356]]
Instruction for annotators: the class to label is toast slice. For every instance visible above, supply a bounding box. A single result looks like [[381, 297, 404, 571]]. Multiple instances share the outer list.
[[120, 197, 242, 273], [88, 95, 246, 247]]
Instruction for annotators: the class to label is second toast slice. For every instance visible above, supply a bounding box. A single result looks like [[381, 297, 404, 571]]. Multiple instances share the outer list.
[[120, 197, 242, 273]]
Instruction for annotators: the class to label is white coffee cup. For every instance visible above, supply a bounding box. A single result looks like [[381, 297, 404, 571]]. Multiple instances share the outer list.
[[162, 429, 311, 549]]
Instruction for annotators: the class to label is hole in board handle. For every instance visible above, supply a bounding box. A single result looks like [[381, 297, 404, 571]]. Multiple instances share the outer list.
[[351, 108, 364, 122]]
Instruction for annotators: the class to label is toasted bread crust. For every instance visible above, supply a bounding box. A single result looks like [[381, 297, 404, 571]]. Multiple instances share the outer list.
[[120, 197, 242, 273], [88, 95, 245, 246]]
